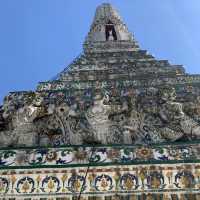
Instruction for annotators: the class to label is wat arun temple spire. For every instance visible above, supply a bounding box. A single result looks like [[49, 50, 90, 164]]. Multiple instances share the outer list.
[[0, 3, 200, 199], [84, 3, 138, 52]]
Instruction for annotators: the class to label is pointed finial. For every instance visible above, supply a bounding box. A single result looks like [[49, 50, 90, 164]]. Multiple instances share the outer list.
[[84, 3, 139, 53], [94, 3, 122, 24]]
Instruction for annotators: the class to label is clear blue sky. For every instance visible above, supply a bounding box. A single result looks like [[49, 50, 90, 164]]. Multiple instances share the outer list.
[[0, 0, 200, 103]]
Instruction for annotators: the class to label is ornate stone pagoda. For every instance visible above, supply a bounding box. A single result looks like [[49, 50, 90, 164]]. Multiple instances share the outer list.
[[1, 3, 200, 200]]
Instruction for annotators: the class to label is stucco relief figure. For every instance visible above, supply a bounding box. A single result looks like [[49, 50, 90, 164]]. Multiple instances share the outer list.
[[37, 99, 97, 146], [85, 93, 112, 144], [1, 93, 20, 131], [121, 95, 142, 144], [157, 87, 200, 141], [53, 101, 96, 145], [157, 87, 185, 141], [59, 102, 92, 145], [85, 91, 141, 144], [136, 88, 166, 144], [0, 106, 7, 131], [35, 100, 89, 146], [183, 96, 200, 122], [0, 93, 46, 147], [36, 102, 69, 146]]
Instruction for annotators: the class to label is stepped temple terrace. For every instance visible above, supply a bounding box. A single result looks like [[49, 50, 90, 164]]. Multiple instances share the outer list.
[[1, 3, 200, 200]]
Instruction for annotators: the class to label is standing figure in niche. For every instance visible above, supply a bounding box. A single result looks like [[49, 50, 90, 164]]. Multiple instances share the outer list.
[[122, 94, 142, 144], [135, 88, 165, 144], [105, 20, 117, 41], [158, 87, 200, 141], [108, 30, 114, 41], [86, 93, 112, 144]]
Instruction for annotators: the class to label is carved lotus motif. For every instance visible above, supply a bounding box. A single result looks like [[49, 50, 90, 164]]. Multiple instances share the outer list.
[[46, 151, 57, 162], [74, 149, 87, 161], [136, 147, 153, 160], [15, 151, 28, 165], [107, 149, 120, 161]]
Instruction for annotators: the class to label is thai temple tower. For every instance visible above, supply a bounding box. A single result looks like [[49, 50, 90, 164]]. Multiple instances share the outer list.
[[1, 3, 200, 199]]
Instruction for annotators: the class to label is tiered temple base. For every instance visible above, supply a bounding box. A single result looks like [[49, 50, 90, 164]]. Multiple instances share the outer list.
[[0, 141, 200, 199]]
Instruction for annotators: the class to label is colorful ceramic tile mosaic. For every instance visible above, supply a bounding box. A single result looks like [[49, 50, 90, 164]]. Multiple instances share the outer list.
[[0, 142, 200, 169], [0, 163, 200, 198]]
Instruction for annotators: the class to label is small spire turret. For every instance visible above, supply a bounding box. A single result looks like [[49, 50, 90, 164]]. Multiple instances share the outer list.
[[84, 3, 139, 53]]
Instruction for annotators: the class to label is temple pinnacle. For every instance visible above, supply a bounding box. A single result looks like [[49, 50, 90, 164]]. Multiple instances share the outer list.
[[85, 3, 132, 42], [84, 3, 139, 52]]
